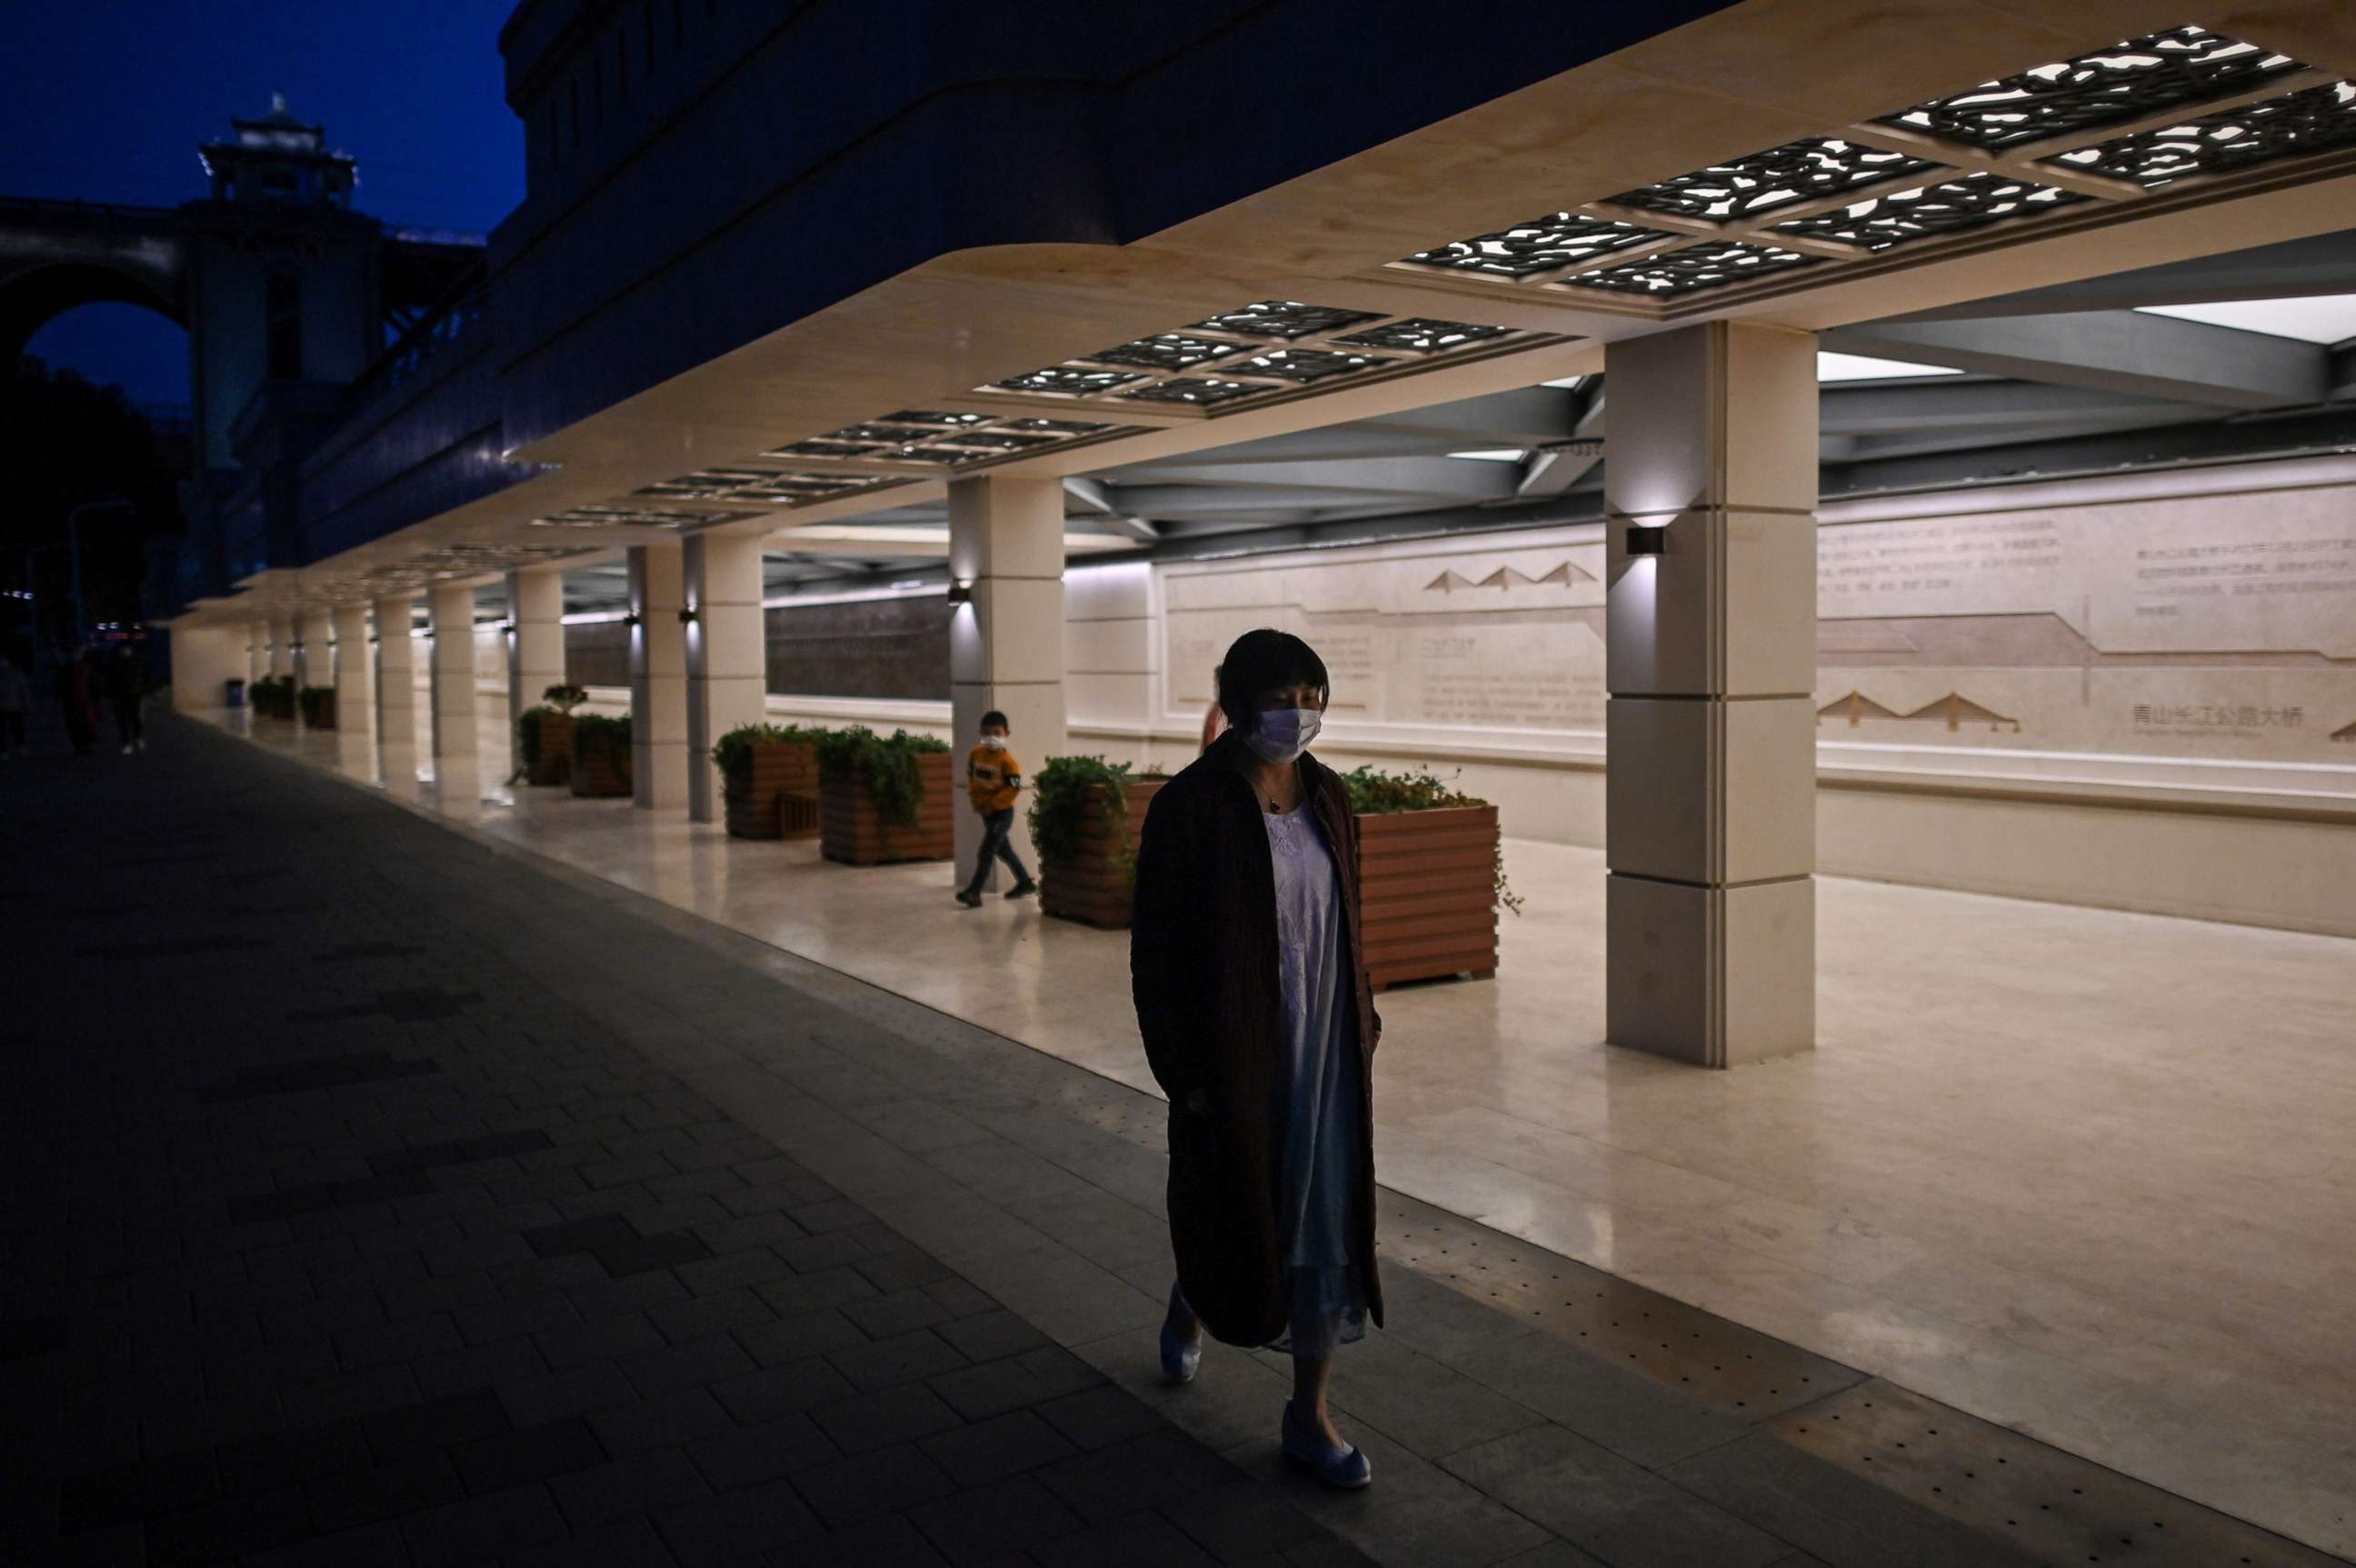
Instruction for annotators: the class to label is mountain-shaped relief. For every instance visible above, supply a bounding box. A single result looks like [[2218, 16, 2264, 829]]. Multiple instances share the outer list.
[[2331, 717, 2356, 744], [1819, 690, 2021, 733], [1423, 561, 1595, 593], [1818, 692, 1906, 725]]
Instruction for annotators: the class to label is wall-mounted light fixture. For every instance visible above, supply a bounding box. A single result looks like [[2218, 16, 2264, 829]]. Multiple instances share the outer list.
[[1625, 524, 1670, 556], [499, 619, 516, 634], [623, 612, 642, 627], [677, 605, 699, 624], [945, 582, 973, 605]]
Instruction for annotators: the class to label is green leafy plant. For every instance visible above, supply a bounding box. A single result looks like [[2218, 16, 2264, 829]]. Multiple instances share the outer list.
[[514, 704, 555, 771], [542, 683, 588, 714], [248, 674, 296, 719], [814, 725, 948, 828], [1028, 756, 1139, 875], [572, 712, 632, 769], [712, 723, 830, 798], [1338, 764, 1522, 915]]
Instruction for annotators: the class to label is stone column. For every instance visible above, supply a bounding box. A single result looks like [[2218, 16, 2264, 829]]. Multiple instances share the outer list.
[[1602, 321, 1817, 1068], [296, 609, 334, 695], [628, 542, 689, 810], [506, 567, 566, 731], [247, 621, 270, 684], [333, 604, 374, 725], [374, 594, 421, 787], [427, 584, 478, 762], [684, 534, 768, 824], [947, 476, 1066, 886], [267, 615, 294, 679]]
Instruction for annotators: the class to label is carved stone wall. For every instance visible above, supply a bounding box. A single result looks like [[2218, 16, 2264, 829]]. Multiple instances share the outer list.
[[764, 594, 950, 701]]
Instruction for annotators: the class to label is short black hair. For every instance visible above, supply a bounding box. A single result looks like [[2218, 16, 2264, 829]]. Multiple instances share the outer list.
[[980, 710, 1009, 731], [1215, 629, 1329, 730]]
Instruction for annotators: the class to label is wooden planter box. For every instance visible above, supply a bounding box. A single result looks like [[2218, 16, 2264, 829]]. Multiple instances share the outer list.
[[1042, 779, 1165, 929], [571, 738, 634, 799], [524, 714, 574, 786], [1356, 804, 1500, 991], [820, 751, 953, 864], [724, 740, 820, 840]]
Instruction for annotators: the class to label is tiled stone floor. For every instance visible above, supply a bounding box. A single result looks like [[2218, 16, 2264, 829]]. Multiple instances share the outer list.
[[10, 711, 2341, 1567], [244, 709, 2356, 1560], [0, 718, 1374, 1567]]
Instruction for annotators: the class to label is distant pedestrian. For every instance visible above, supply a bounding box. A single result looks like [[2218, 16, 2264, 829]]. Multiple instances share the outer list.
[[55, 648, 100, 756], [1132, 627, 1382, 1490], [108, 645, 146, 754], [0, 653, 29, 758], [953, 710, 1036, 909]]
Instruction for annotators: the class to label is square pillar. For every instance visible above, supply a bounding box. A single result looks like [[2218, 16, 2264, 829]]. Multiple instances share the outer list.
[[295, 609, 334, 696], [374, 595, 417, 743], [427, 584, 478, 761], [374, 594, 420, 781], [506, 567, 566, 730], [628, 542, 689, 811], [267, 615, 294, 679], [684, 534, 768, 824], [948, 476, 1066, 885], [332, 603, 374, 722], [247, 622, 270, 684], [1602, 321, 1817, 1068]]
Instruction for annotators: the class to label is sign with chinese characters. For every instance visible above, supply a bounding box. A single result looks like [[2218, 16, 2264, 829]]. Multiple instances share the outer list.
[[1815, 477, 2355, 770]]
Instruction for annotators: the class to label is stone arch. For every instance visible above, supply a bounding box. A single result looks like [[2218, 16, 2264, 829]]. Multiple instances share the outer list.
[[0, 256, 188, 370]]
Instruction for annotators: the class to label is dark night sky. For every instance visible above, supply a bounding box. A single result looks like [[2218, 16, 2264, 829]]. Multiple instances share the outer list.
[[5, 0, 523, 404]]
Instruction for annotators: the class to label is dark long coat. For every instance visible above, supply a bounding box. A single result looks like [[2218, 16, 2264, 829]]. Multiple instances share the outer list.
[[1130, 734, 1384, 1348]]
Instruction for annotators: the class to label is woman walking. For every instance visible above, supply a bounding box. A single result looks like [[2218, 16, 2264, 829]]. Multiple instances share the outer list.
[[1131, 627, 1383, 1489]]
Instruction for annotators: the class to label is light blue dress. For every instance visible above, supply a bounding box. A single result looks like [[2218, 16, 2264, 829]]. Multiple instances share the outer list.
[[1263, 801, 1368, 1358]]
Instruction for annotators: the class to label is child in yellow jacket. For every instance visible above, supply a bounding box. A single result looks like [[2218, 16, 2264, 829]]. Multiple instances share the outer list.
[[956, 710, 1037, 908]]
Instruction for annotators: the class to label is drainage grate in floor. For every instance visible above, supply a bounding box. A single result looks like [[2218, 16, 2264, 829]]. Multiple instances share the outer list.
[[1772, 1380, 2344, 1568], [1378, 1189, 1863, 1420]]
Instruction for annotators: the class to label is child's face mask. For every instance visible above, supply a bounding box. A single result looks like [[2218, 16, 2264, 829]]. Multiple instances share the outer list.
[[981, 734, 1006, 752]]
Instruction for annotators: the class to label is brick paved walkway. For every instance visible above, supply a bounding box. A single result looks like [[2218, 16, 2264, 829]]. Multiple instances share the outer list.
[[13, 712, 2341, 1568], [0, 718, 1382, 1567]]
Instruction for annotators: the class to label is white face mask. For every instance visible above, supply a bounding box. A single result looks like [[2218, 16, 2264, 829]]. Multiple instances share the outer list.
[[1244, 707, 1322, 764], [980, 734, 1005, 752]]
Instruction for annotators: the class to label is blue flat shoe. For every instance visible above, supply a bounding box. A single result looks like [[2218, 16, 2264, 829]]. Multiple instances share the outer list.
[[1282, 1399, 1372, 1489], [1159, 1283, 1201, 1384]]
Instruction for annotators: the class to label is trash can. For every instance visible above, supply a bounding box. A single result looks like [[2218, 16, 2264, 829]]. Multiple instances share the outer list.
[[225, 678, 246, 708]]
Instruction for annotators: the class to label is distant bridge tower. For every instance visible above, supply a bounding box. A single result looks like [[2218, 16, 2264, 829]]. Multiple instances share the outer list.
[[0, 96, 481, 604], [183, 95, 382, 474]]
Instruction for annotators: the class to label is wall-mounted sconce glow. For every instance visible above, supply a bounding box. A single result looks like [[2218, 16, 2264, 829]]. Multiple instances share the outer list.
[[1625, 524, 1670, 557], [498, 619, 516, 634], [623, 612, 642, 627], [677, 605, 699, 625], [368, 635, 381, 645], [945, 582, 973, 605]]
